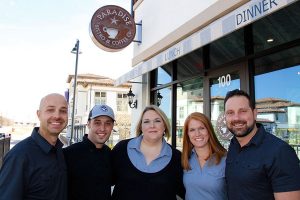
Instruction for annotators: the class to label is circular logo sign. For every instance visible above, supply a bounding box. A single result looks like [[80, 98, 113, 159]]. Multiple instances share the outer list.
[[89, 5, 136, 52], [216, 112, 233, 140]]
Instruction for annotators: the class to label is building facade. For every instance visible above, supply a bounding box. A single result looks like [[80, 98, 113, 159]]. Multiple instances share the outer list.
[[115, 0, 300, 154], [67, 74, 132, 146]]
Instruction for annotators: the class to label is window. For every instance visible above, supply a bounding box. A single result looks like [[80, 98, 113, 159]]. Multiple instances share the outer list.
[[95, 91, 106, 105], [156, 64, 172, 86], [179, 107, 184, 119], [254, 47, 300, 146], [117, 93, 128, 112]]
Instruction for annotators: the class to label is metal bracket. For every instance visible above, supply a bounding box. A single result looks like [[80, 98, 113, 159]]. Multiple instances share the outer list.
[[133, 22, 142, 44]]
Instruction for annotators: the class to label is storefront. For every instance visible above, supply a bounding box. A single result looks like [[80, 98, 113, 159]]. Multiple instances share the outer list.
[[116, 0, 300, 153]]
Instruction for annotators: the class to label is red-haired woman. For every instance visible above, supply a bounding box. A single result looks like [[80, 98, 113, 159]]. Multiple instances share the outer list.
[[182, 112, 227, 200]]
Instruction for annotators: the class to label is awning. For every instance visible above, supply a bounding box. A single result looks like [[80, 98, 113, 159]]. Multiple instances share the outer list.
[[115, 0, 296, 86]]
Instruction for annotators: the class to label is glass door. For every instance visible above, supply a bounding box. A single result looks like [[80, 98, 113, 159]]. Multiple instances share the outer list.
[[176, 77, 204, 150], [207, 64, 246, 148]]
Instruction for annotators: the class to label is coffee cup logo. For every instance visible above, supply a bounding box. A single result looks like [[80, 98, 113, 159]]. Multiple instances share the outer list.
[[89, 5, 136, 52], [103, 27, 119, 39], [216, 112, 232, 140]]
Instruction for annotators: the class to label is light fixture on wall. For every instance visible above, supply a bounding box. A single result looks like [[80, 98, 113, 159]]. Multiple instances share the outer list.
[[127, 88, 137, 109], [157, 91, 163, 107], [267, 38, 274, 43]]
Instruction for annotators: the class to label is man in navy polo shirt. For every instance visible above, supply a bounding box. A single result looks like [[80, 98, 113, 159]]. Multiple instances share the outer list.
[[224, 89, 300, 200], [0, 93, 68, 200]]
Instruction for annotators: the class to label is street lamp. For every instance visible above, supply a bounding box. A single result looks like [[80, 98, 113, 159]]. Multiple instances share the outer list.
[[69, 39, 81, 145], [127, 88, 137, 109], [157, 91, 163, 107]]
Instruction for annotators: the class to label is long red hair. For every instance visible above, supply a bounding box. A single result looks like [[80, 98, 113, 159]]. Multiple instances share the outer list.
[[181, 112, 226, 170]]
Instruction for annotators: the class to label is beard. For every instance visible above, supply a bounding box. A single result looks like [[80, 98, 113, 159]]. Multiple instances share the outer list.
[[228, 120, 256, 138]]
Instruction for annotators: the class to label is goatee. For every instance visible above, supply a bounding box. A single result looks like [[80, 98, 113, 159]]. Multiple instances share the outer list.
[[228, 121, 256, 138]]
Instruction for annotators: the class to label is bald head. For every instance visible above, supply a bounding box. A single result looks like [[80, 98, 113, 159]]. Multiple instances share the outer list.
[[37, 93, 68, 143], [39, 93, 67, 110]]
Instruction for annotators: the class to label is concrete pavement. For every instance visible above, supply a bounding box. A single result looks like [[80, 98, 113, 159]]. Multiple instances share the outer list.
[[0, 125, 69, 150]]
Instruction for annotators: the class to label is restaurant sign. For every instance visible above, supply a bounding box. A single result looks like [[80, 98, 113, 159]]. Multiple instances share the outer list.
[[89, 5, 136, 52]]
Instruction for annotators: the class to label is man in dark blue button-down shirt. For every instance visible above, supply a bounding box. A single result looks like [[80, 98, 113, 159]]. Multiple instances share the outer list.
[[0, 93, 68, 200], [224, 89, 300, 200]]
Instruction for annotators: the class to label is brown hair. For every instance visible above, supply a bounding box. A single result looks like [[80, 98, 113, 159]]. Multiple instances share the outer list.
[[135, 105, 170, 139], [181, 112, 227, 170], [224, 89, 255, 110]]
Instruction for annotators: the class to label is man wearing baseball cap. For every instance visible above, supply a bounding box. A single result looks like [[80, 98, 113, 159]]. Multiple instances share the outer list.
[[63, 104, 115, 200]]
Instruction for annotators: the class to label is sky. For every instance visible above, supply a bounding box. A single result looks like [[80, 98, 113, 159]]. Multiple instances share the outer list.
[[0, 0, 133, 122]]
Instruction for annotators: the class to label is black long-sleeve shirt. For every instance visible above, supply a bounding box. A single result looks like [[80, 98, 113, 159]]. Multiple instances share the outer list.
[[63, 135, 112, 200], [112, 139, 185, 200]]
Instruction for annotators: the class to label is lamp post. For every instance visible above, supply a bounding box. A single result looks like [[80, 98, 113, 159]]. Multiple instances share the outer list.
[[69, 39, 80, 145]]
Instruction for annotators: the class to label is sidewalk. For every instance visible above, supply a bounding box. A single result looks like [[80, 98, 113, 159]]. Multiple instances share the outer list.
[[1, 125, 69, 149]]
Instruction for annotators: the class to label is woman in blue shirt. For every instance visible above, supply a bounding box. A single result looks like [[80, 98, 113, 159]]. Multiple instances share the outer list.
[[182, 112, 227, 200]]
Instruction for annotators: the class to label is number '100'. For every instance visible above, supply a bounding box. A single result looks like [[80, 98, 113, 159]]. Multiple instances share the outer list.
[[218, 74, 231, 87]]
